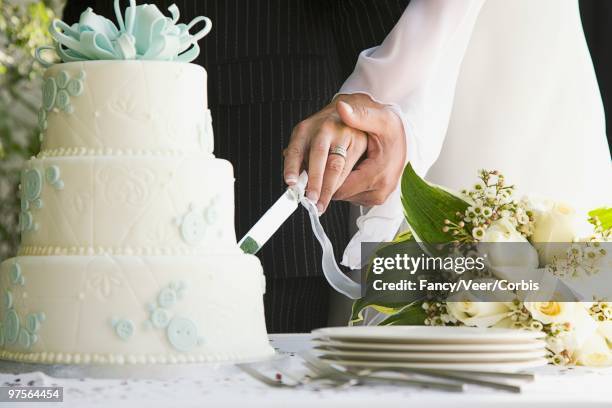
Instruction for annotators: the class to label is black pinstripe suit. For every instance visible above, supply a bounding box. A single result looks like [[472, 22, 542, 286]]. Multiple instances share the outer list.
[[62, 0, 408, 332]]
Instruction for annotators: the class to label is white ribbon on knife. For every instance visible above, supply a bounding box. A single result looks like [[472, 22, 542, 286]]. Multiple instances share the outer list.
[[239, 171, 362, 299]]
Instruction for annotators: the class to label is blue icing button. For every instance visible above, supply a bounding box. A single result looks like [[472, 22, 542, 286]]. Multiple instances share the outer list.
[[42, 77, 57, 111], [157, 288, 177, 308], [3, 290, 12, 309], [66, 78, 84, 96], [9, 263, 22, 285], [166, 317, 200, 352], [32, 198, 43, 209], [18, 328, 32, 349], [19, 211, 33, 232], [45, 165, 61, 184], [180, 210, 206, 245], [56, 89, 71, 111], [151, 308, 170, 329], [112, 318, 134, 341], [4, 309, 19, 345], [38, 108, 47, 131], [20, 198, 29, 211], [26, 313, 41, 333], [204, 206, 218, 224], [56, 70, 69, 88], [23, 168, 43, 201]]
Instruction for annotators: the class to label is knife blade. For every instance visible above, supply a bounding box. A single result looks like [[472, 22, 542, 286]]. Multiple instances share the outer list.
[[239, 171, 308, 254]]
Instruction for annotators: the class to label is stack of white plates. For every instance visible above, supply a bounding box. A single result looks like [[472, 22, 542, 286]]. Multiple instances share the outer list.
[[312, 326, 548, 372]]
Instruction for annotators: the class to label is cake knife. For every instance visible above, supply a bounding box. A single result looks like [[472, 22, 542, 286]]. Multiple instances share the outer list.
[[239, 171, 309, 254]]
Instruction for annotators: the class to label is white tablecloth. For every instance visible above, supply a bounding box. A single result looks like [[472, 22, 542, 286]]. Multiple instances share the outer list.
[[1, 334, 611, 408]]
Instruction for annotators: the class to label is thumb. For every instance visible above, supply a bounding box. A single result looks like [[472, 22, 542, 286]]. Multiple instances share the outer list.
[[336, 100, 384, 134]]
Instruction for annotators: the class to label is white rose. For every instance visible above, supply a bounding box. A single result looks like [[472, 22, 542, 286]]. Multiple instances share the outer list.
[[446, 300, 512, 328], [529, 198, 580, 265], [524, 302, 576, 325], [526, 302, 597, 354], [574, 333, 612, 367], [597, 321, 612, 343], [481, 218, 539, 276]]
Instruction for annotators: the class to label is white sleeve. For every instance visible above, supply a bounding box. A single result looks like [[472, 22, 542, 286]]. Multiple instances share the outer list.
[[339, 0, 484, 177], [339, 0, 484, 269]]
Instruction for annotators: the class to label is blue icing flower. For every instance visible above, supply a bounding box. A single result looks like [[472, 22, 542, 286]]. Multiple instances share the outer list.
[[42, 77, 57, 111], [40, 70, 84, 115], [22, 169, 43, 202], [4, 309, 19, 345], [111, 318, 134, 341], [166, 317, 202, 352]]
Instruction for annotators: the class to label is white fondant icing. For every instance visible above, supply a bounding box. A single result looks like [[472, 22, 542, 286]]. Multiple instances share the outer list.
[[41, 61, 212, 155], [19, 156, 237, 253], [1, 60, 272, 365], [0, 255, 273, 363]]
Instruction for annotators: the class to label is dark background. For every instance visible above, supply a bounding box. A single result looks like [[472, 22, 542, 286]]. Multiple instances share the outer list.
[[581, 0, 612, 152]]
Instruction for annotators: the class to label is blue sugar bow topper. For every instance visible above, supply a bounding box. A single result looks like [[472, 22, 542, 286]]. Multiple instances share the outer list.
[[35, 0, 211, 67]]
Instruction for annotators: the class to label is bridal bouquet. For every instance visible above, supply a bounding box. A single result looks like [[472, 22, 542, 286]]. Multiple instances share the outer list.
[[352, 164, 612, 367]]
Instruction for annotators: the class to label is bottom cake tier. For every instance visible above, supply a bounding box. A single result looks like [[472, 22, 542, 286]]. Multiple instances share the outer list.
[[0, 254, 274, 364]]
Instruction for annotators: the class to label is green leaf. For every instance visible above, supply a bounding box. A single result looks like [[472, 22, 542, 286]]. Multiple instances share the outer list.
[[349, 233, 425, 324], [401, 163, 470, 243], [379, 302, 427, 326], [589, 207, 612, 231]]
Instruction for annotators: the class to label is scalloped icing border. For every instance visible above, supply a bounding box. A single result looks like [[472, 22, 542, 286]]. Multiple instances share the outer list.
[[37, 147, 214, 158], [0, 347, 275, 365], [18, 245, 243, 256]]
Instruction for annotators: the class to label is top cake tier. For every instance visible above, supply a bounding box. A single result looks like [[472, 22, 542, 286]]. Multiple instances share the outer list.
[[39, 61, 212, 156]]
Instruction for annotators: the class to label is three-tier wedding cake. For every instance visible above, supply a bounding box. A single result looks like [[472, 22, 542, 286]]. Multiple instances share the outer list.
[[0, 1, 274, 365]]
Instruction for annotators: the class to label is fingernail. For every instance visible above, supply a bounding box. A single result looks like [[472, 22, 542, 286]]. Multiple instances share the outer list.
[[316, 202, 325, 213], [339, 100, 353, 114], [306, 190, 319, 202], [285, 174, 297, 185]]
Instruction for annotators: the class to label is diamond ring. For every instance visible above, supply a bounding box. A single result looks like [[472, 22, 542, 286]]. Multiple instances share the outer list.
[[329, 145, 348, 159]]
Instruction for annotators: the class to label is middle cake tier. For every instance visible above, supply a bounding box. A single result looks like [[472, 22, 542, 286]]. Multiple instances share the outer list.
[[18, 155, 239, 255]]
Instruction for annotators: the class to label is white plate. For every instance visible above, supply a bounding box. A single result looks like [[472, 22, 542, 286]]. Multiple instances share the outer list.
[[320, 356, 549, 372], [313, 326, 545, 344], [313, 339, 547, 352], [316, 348, 547, 362]]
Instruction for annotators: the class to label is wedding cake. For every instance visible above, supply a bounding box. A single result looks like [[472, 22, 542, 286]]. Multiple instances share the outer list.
[[0, 2, 274, 364]]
